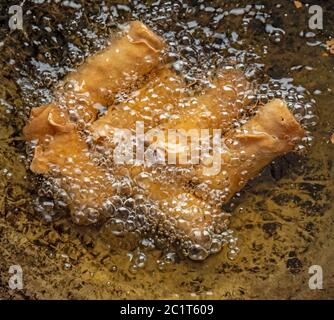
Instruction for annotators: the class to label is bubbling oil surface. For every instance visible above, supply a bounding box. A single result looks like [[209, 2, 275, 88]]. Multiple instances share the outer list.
[[22, 1, 316, 265], [0, 0, 333, 298]]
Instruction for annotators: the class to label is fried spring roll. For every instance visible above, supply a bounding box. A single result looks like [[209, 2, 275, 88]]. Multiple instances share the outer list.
[[24, 20, 165, 141], [91, 68, 248, 141], [66, 21, 165, 109], [193, 99, 305, 203], [127, 165, 219, 240], [29, 129, 114, 224]]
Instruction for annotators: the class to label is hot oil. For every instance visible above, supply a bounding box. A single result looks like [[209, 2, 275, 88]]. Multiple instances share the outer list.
[[0, 0, 333, 299]]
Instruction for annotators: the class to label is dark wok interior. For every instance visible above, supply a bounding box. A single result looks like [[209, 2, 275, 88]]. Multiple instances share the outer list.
[[0, 0, 333, 299]]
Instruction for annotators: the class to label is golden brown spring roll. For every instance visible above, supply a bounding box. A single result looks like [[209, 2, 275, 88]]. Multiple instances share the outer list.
[[192, 99, 305, 203], [24, 20, 165, 141], [65, 21, 165, 109], [114, 164, 223, 251], [29, 129, 114, 224], [24, 70, 181, 226], [91, 68, 248, 141]]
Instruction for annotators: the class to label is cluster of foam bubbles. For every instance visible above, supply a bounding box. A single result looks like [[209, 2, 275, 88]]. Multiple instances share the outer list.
[[18, 1, 318, 263]]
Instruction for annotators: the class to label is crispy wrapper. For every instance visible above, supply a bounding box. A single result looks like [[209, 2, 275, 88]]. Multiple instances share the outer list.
[[193, 99, 305, 203], [24, 21, 165, 141]]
